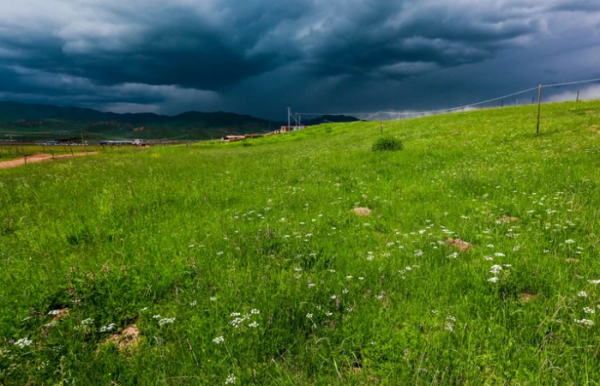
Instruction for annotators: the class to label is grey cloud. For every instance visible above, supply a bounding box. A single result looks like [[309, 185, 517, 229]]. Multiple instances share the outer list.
[[0, 0, 599, 117]]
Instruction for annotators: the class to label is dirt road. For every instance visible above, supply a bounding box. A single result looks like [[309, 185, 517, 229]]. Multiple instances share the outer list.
[[0, 152, 98, 170]]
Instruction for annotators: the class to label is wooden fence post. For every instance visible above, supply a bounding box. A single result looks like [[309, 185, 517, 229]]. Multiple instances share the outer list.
[[536, 84, 543, 135]]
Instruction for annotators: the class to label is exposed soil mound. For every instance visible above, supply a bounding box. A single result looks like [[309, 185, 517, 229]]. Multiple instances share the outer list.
[[104, 325, 140, 352], [445, 238, 474, 252], [353, 207, 372, 216]]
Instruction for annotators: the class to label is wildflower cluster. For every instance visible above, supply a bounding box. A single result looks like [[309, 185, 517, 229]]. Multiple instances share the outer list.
[[229, 309, 260, 329]]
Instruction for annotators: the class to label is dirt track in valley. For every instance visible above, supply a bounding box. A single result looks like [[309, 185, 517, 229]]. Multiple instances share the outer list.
[[0, 152, 98, 169]]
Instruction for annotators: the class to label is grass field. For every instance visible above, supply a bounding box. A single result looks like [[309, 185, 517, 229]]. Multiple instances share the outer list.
[[2, 101, 600, 385]]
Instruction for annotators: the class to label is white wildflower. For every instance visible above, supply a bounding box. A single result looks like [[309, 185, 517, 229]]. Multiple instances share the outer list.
[[225, 374, 236, 385], [99, 323, 116, 333], [578, 291, 588, 298], [583, 307, 595, 314], [248, 322, 259, 328], [14, 338, 32, 348], [158, 318, 175, 326], [574, 319, 594, 326], [488, 277, 499, 283], [213, 336, 224, 344]]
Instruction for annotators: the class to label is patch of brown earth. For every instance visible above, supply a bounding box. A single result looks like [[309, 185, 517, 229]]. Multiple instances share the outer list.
[[499, 216, 521, 224], [445, 238, 474, 252], [51, 308, 70, 323], [104, 325, 140, 352], [520, 292, 538, 303], [0, 152, 98, 170], [586, 110, 596, 114], [353, 207, 371, 216]]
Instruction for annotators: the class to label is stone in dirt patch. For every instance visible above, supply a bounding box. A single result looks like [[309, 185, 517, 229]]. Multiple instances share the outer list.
[[445, 238, 474, 252], [353, 207, 371, 216]]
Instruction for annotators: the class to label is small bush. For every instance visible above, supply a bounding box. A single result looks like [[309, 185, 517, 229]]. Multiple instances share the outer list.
[[372, 136, 403, 152]]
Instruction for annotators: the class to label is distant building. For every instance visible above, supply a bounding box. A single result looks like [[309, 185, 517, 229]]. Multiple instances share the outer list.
[[55, 137, 81, 144], [279, 125, 306, 133], [223, 135, 246, 142]]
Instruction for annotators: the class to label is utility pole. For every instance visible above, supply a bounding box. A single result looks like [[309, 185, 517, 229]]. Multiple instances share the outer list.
[[81, 129, 87, 155], [287, 107, 291, 129], [576, 90, 580, 102]]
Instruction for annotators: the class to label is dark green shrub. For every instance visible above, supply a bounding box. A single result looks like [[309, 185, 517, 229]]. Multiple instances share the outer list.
[[372, 136, 403, 152]]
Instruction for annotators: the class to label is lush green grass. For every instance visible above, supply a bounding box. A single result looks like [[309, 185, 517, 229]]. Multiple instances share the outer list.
[[2, 101, 600, 385]]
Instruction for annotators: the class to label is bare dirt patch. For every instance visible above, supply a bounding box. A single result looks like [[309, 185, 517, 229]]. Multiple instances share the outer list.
[[51, 309, 70, 323], [0, 152, 98, 170], [103, 325, 140, 352], [353, 207, 372, 216], [499, 216, 521, 224], [520, 292, 538, 303], [445, 238, 474, 252]]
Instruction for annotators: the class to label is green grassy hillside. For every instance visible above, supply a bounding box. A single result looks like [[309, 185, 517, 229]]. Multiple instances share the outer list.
[[1, 101, 600, 385]]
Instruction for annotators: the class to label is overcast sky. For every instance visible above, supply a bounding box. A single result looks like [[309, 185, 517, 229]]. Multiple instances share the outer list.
[[1, 0, 599, 119]]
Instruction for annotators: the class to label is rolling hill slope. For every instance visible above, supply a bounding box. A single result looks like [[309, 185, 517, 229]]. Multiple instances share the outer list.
[[2, 100, 600, 385]]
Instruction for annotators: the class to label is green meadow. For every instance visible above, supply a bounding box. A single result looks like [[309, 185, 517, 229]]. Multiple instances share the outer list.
[[2, 100, 600, 385]]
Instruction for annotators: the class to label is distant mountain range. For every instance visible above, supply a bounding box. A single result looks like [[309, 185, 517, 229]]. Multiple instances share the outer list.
[[0, 101, 361, 141], [301, 115, 360, 125]]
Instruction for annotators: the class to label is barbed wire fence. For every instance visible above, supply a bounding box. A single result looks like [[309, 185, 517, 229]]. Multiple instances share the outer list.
[[294, 76, 600, 132]]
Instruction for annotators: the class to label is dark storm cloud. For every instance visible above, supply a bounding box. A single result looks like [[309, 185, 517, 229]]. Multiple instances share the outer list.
[[0, 0, 599, 116]]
